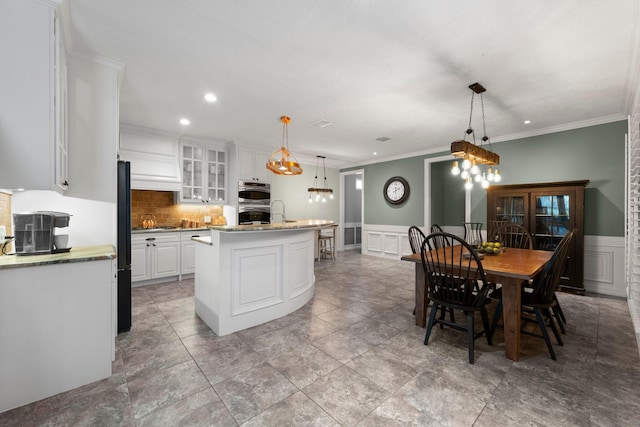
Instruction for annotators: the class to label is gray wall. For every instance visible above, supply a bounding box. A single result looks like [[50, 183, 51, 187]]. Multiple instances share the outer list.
[[343, 120, 627, 236]]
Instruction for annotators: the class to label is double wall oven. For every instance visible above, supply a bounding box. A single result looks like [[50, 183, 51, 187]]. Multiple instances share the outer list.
[[238, 180, 271, 224]]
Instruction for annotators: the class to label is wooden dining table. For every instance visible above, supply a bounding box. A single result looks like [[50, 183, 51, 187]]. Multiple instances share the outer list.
[[401, 247, 552, 361]]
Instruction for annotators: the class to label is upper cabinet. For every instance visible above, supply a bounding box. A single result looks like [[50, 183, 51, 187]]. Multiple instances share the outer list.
[[238, 146, 271, 183], [118, 126, 182, 192], [180, 141, 227, 203], [0, 0, 67, 192]]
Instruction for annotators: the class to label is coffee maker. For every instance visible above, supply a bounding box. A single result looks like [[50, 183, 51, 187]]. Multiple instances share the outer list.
[[13, 211, 72, 255]]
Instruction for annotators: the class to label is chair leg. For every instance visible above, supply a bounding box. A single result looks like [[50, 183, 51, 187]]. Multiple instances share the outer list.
[[481, 307, 492, 345], [490, 299, 503, 337], [554, 294, 567, 323], [449, 307, 456, 324], [552, 305, 566, 334], [424, 303, 439, 345], [467, 312, 475, 364], [439, 305, 446, 329], [544, 307, 564, 346], [534, 308, 556, 360]]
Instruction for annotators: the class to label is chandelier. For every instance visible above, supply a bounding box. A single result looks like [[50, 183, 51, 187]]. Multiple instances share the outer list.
[[308, 155, 334, 203], [266, 116, 303, 175], [450, 82, 501, 189]]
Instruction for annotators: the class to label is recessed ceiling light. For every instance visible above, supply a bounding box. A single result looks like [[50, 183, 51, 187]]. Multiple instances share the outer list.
[[180, 118, 190, 125], [204, 93, 217, 103], [373, 152, 378, 156], [524, 120, 531, 124]]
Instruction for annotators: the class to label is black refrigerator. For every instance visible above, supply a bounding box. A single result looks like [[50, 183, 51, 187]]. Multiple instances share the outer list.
[[117, 160, 132, 333]]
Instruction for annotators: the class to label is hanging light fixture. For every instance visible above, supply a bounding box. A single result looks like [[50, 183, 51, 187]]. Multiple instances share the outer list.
[[450, 82, 501, 189], [266, 116, 303, 175], [308, 155, 334, 203]]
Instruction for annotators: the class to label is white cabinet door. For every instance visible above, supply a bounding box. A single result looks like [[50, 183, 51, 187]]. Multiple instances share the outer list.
[[131, 242, 150, 282], [238, 147, 271, 183], [181, 142, 227, 203], [181, 241, 196, 274], [152, 241, 180, 278]]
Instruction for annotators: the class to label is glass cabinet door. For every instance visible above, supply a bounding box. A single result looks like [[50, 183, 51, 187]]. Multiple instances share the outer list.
[[182, 144, 204, 201], [495, 195, 527, 226], [206, 149, 225, 202], [533, 193, 572, 251]]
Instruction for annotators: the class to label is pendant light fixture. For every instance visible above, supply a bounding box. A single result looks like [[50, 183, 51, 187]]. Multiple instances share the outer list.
[[308, 155, 333, 203], [450, 82, 501, 189], [266, 116, 303, 175]]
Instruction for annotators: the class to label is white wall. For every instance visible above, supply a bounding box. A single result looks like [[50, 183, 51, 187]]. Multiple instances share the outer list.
[[12, 190, 115, 248]]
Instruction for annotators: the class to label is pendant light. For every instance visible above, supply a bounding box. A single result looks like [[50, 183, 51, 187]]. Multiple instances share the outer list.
[[266, 116, 303, 175], [308, 156, 333, 203]]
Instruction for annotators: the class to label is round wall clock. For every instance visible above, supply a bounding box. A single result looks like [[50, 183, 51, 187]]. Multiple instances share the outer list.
[[383, 176, 410, 205]]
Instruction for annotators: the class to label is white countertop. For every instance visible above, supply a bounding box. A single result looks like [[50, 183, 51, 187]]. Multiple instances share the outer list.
[[207, 219, 336, 233]]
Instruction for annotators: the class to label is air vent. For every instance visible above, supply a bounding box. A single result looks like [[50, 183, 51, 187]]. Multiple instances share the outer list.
[[311, 119, 333, 128], [375, 137, 391, 142]]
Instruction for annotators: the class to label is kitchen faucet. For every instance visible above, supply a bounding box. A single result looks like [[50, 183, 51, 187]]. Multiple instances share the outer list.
[[270, 199, 286, 223]]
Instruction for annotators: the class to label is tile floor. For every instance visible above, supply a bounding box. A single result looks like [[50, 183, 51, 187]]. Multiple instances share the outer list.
[[2, 250, 640, 426]]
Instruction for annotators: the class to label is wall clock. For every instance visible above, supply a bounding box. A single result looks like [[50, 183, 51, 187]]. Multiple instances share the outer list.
[[383, 176, 410, 205]]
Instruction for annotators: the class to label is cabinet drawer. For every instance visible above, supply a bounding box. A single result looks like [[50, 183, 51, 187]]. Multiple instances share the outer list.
[[181, 230, 206, 241], [132, 232, 179, 244]]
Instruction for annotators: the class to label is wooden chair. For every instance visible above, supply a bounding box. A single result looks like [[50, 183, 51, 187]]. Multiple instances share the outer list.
[[421, 232, 495, 364], [498, 223, 533, 250], [490, 229, 575, 360], [408, 226, 426, 254], [462, 222, 483, 247]]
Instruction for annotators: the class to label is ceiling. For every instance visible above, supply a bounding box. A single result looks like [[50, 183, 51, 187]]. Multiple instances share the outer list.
[[64, 0, 639, 168]]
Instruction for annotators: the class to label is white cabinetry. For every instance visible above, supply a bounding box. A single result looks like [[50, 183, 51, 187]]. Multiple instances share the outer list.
[[0, 0, 67, 192], [131, 232, 180, 283], [181, 230, 205, 274], [238, 146, 271, 183], [119, 126, 182, 191], [180, 142, 227, 203]]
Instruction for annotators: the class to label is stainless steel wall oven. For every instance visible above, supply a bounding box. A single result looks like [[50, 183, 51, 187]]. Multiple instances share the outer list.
[[238, 206, 271, 224], [238, 181, 270, 205]]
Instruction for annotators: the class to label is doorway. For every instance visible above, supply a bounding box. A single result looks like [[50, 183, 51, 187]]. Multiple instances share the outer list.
[[340, 170, 363, 251]]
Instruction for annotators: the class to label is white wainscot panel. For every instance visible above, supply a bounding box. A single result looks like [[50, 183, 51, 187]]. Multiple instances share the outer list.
[[232, 245, 283, 315], [383, 233, 399, 255], [583, 235, 625, 297], [290, 240, 313, 298], [399, 235, 412, 256], [367, 232, 383, 253]]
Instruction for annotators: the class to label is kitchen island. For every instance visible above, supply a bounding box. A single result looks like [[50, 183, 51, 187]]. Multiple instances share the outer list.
[[193, 220, 334, 335]]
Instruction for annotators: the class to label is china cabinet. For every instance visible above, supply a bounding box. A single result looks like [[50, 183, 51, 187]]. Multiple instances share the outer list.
[[486, 180, 589, 292]]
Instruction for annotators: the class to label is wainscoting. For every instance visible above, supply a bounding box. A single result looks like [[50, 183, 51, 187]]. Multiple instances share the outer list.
[[361, 224, 626, 298]]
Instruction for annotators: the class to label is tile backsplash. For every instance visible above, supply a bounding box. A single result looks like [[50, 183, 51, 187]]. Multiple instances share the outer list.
[[131, 190, 225, 228]]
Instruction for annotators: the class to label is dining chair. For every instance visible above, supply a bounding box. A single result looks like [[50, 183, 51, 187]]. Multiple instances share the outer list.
[[408, 226, 426, 255], [499, 223, 533, 250], [487, 220, 507, 243], [490, 229, 575, 360], [420, 232, 495, 364]]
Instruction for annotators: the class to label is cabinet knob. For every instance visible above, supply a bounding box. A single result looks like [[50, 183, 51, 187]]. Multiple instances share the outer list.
[[62, 180, 69, 187]]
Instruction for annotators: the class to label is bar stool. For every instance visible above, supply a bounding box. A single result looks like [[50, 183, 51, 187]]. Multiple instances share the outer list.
[[317, 225, 337, 260]]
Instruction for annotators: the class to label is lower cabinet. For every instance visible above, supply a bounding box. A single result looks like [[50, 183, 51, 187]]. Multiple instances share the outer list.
[[181, 230, 205, 275], [131, 232, 180, 283]]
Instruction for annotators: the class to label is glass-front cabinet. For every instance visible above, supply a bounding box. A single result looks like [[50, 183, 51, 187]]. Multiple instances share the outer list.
[[486, 180, 589, 292], [180, 143, 226, 203]]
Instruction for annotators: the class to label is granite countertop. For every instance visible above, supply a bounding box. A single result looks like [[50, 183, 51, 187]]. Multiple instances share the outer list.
[[208, 219, 336, 232], [0, 245, 116, 270], [132, 227, 211, 234]]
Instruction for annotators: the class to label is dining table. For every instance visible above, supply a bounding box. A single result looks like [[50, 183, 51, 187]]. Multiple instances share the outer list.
[[401, 246, 552, 361]]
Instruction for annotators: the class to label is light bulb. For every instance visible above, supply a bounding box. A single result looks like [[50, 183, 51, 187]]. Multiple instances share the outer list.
[[451, 161, 460, 175], [470, 164, 480, 175], [460, 170, 469, 180], [464, 179, 473, 190], [462, 159, 472, 170], [322, 196, 327, 203], [308, 196, 313, 203], [481, 173, 490, 188], [487, 167, 494, 181], [315, 193, 321, 202], [494, 169, 502, 182], [474, 173, 482, 183], [329, 193, 334, 199]]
